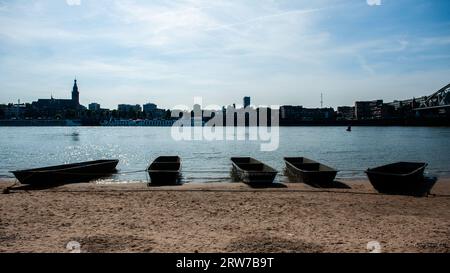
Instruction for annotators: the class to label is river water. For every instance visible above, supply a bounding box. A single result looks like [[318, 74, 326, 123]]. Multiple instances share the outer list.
[[0, 127, 449, 183]]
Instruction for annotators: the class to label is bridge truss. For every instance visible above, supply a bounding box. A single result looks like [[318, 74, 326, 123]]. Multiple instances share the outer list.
[[416, 83, 450, 110]]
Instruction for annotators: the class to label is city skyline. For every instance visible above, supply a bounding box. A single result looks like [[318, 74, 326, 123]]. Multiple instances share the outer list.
[[1, 78, 446, 112], [0, 0, 449, 109]]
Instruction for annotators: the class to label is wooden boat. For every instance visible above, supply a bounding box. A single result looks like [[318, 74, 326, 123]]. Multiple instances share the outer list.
[[147, 156, 181, 185], [11, 159, 119, 186], [230, 157, 278, 184], [284, 157, 338, 185], [366, 162, 428, 194]]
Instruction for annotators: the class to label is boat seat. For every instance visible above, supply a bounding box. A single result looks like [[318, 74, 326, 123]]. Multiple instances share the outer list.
[[149, 162, 180, 171], [236, 163, 266, 171], [294, 163, 321, 171]]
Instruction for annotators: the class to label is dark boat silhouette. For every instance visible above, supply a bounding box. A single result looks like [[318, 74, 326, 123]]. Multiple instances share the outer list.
[[147, 156, 182, 185], [366, 162, 428, 195], [231, 157, 278, 184], [284, 157, 338, 185], [11, 159, 119, 186]]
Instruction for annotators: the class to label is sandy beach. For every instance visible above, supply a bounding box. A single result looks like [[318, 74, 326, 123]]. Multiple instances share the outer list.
[[0, 178, 449, 253]]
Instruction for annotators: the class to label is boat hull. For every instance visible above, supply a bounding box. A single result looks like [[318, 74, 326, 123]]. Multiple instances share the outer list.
[[231, 157, 278, 184], [147, 156, 182, 185], [11, 160, 119, 186], [366, 162, 428, 195], [284, 157, 338, 185]]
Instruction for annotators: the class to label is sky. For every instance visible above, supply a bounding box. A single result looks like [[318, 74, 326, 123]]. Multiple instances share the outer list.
[[0, 0, 449, 109]]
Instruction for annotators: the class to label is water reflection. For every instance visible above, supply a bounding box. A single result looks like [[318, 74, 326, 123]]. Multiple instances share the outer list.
[[0, 127, 449, 183], [71, 131, 80, 142]]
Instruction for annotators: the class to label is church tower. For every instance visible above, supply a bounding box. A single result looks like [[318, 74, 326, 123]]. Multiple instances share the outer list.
[[72, 78, 79, 105]]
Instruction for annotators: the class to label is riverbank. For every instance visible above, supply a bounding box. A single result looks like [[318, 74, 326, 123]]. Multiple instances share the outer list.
[[1, 119, 450, 126], [1, 179, 449, 253]]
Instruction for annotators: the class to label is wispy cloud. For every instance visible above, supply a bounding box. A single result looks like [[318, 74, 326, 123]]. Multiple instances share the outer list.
[[0, 0, 449, 108], [66, 0, 81, 6], [205, 7, 327, 32], [367, 0, 382, 6], [357, 55, 376, 75]]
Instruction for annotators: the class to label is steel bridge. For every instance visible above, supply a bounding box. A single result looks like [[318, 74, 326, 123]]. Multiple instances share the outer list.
[[415, 83, 450, 111]]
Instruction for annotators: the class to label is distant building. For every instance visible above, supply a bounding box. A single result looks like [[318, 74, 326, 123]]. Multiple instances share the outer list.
[[31, 79, 82, 112], [355, 100, 389, 120], [143, 103, 165, 119], [4, 102, 27, 119], [118, 104, 142, 112], [280, 106, 303, 120], [72, 79, 79, 105], [243, 97, 251, 108], [0, 104, 7, 118], [143, 103, 157, 112], [387, 96, 428, 111], [280, 106, 335, 123], [337, 106, 355, 120], [302, 107, 334, 121], [89, 103, 101, 111]]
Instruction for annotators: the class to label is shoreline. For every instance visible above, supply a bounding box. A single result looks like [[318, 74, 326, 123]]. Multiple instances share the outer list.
[[1, 124, 450, 127], [1, 178, 449, 253]]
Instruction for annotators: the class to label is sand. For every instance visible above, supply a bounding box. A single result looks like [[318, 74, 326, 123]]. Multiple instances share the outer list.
[[0, 178, 449, 253]]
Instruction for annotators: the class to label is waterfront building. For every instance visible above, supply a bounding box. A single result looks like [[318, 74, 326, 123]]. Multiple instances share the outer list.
[[0, 104, 6, 118], [243, 97, 251, 108], [354, 100, 389, 120], [143, 103, 166, 119], [88, 103, 101, 111], [118, 104, 142, 112], [143, 103, 157, 112], [280, 106, 335, 123], [301, 107, 335, 121], [387, 96, 428, 111], [117, 104, 143, 119], [143, 103, 165, 119], [31, 79, 82, 112], [280, 105, 303, 121], [72, 78, 79, 105], [337, 106, 355, 120], [4, 102, 27, 119], [28, 79, 86, 120]]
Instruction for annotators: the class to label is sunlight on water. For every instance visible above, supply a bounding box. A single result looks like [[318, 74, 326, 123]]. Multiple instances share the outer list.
[[1, 127, 449, 183]]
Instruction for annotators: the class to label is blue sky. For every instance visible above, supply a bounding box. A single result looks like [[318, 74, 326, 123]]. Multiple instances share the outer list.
[[0, 0, 449, 109]]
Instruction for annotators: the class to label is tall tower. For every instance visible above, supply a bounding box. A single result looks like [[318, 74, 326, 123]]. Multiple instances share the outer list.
[[243, 96, 251, 108], [72, 78, 79, 105]]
